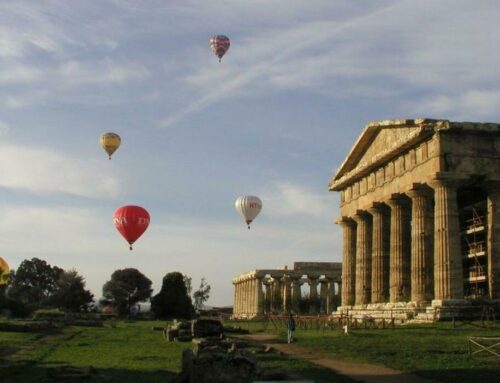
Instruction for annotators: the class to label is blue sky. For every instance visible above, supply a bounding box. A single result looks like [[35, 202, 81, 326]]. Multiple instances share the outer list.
[[1, 0, 500, 306]]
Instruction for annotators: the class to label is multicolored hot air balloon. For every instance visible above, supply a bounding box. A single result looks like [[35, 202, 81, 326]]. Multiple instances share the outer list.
[[235, 196, 262, 229], [113, 205, 150, 250], [209, 35, 230, 62], [0, 256, 9, 286], [100, 132, 121, 160]]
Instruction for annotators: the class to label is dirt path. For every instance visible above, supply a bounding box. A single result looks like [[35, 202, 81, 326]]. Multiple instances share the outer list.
[[238, 334, 438, 383]]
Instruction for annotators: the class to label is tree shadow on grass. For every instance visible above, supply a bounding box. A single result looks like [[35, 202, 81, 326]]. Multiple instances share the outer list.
[[0, 362, 178, 383]]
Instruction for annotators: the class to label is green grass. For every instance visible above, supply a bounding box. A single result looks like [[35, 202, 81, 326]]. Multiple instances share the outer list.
[[273, 322, 500, 383], [0, 320, 352, 383], [0, 321, 189, 383]]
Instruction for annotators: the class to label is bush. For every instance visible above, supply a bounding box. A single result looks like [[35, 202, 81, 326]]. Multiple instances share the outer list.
[[33, 308, 65, 321]]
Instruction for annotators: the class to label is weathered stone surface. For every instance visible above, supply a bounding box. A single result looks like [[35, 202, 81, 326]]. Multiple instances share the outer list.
[[331, 118, 500, 321], [177, 347, 257, 383], [192, 318, 224, 339], [166, 318, 224, 342]]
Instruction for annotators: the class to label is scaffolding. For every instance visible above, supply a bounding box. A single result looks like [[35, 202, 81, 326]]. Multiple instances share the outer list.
[[460, 204, 488, 298]]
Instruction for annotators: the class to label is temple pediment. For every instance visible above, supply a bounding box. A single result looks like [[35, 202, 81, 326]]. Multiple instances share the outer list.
[[329, 118, 441, 190]]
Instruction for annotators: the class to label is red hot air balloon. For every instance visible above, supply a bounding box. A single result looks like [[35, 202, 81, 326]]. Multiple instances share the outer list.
[[209, 35, 230, 62], [113, 205, 150, 250]]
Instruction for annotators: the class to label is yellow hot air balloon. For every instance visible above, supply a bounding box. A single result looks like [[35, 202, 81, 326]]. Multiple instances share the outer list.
[[0, 256, 9, 286], [100, 132, 121, 160]]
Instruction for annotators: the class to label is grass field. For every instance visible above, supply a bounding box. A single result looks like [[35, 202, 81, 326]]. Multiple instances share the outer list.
[[0, 320, 352, 383], [229, 319, 500, 383], [4, 318, 499, 383]]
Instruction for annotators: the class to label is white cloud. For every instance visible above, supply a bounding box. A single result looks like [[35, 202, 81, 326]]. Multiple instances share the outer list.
[[0, 121, 10, 135], [409, 90, 500, 120], [261, 182, 336, 218], [0, 143, 120, 198], [58, 59, 149, 85], [159, 1, 500, 126], [0, 62, 42, 84]]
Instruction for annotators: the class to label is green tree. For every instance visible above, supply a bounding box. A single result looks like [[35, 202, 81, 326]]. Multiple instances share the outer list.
[[52, 270, 94, 312], [193, 277, 211, 310], [8, 258, 63, 314], [184, 275, 192, 295], [0, 266, 7, 311], [151, 272, 194, 319], [102, 268, 152, 316]]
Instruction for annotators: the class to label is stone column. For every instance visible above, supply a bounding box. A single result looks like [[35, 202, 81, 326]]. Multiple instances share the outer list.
[[407, 185, 434, 304], [336, 282, 342, 308], [337, 217, 356, 306], [387, 195, 412, 303], [233, 282, 238, 315], [269, 279, 275, 313], [353, 211, 372, 305], [282, 275, 292, 313], [239, 281, 243, 315], [271, 276, 282, 313], [255, 277, 264, 316], [430, 178, 463, 300], [235, 281, 240, 315], [487, 187, 500, 299], [238, 280, 243, 315], [250, 278, 256, 315], [291, 277, 302, 314], [253, 278, 258, 315], [319, 279, 328, 313], [242, 280, 247, 315], [308, 275, 319, 314], [246, 279, 251, 315], [264, 280, 272, 314], [325, 278, 335, 313], [240, 282, 244, 316], [367, 204, 390, 303]]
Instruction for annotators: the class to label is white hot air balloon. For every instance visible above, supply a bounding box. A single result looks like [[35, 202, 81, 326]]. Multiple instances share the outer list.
[[235, 196, 262, 229]]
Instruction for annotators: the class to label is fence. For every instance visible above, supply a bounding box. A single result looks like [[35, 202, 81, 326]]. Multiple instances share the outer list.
[[468, 337, 500, 359], [226, 314, 396, 332]]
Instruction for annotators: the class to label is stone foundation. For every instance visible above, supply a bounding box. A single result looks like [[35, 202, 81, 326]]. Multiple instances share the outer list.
[[333, 299, 500, 323]]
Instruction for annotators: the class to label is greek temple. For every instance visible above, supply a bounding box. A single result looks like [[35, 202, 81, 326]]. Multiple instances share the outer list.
[[330, 119, 500, 320], [232, 262, 341, 319]]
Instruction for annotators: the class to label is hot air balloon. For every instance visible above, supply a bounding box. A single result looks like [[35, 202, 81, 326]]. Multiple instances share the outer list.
[[100, 132, 121, 160], [113, 205, 150, 250], [0, 256, 9, 286], [235, 196, 262, 229], [209, 35, 230, 62]]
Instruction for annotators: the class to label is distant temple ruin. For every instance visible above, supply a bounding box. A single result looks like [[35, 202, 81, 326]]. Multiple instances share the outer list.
[[232, 262, 341, 319], [329, 118, 500, 320]]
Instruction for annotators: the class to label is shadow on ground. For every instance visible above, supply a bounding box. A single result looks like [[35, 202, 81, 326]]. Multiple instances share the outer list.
[[415, 367, 500, 383], [0, 362, 178, 383]]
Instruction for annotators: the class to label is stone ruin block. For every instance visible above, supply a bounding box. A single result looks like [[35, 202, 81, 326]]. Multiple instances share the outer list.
[[172, 338, 290, 383], [191, 318, 224, 339], [175, 345, 257, 383], [165, 318, 224, 342]]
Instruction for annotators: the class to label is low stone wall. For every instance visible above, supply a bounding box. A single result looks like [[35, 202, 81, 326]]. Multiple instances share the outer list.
[[333, 299, 500, 323]]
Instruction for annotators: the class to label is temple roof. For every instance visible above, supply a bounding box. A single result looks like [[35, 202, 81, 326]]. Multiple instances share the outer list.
[[328, 118, 500, 191]]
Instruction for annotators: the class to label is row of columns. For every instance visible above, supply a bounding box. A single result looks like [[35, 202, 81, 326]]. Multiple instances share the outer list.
[[233, 277, 264, 317], [339, 179, 462, 307], [233, 274, 341, 317]]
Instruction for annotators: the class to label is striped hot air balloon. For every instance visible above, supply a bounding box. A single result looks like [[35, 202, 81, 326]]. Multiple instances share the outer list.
[[235, 196, 262, 229], [209, 35, 230, 62]]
